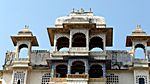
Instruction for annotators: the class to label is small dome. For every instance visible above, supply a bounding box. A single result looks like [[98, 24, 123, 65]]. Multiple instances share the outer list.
[[18, 25, 33, 36], [132, 25, 147, 36]]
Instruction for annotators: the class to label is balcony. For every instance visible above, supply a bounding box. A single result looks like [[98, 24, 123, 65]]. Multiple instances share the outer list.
[[70, 47, 88, 52], [12, 58, 30, 68], [89, 51, 106, 60], [52, 47, 89, 56], [67, 74, 88, 79], [133, 59, 148, 67], [89, 78, 107, 82], [50, 78, 67, 82]]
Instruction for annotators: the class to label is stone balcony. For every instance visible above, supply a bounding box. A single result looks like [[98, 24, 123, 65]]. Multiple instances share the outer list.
[[133, 59, 148, 67], [12, 58, 30, 68], [69, 47, 88, 52], [67, 74, 88, 79]]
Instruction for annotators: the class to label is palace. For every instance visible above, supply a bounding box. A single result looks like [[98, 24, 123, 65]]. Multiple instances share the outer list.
[[0, 9, 150, 84]]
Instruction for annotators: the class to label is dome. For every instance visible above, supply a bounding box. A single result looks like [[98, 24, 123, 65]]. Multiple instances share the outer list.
[[131, 25, 147, 36], [18, 25, 33, 36], [55, 9, 106, 28]]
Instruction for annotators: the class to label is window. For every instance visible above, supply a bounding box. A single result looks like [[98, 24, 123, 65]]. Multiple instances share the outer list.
[[106, 74, 119, 84], [42, 73, 51, 84], [13, 71, 25, 84]]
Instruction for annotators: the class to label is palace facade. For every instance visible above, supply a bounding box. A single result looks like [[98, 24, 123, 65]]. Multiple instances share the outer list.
[[0, 9, 150, 84]]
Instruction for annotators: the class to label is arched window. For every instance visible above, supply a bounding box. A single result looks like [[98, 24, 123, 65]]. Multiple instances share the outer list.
[[135, 44, 145, 59], [56, 64, 67, 77], [139, 78, 145, 84], [71, 61, 85, 74], [56, 37, 69, 51], [89, 37, 103, 50], [89, 64, 103, 78], [72, 33, 86, 47], [17, 80, 20, 84], [19, 44, 28, 58], [41, 73, 51, 84]]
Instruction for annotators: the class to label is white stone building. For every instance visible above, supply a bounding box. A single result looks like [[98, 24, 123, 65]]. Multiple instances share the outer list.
[[0, 9, 150, 84]]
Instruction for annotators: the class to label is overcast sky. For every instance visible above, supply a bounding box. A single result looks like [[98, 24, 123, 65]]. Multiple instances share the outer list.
[[0, 0, 150, 69]]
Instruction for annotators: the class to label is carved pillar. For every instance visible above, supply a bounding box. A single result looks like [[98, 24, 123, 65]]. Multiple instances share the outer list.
[[103, 64, 106, 78], [54, 35, 57, 51], [86, 30, 89, 50], [85, 59, 88, 74], [69, 31, 72, 48], [68, 59, 71, 74], [51, 63, 55, 78]]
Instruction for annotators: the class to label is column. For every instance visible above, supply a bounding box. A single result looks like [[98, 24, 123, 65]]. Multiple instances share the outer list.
[[51, 64, 55, 78], [54, 35, 57, 51], [68, 60, 71, 74], [103, 64, 106, 78], [85, 59, 88, 74], [86, 30, 89, 51], [69, 31, 72, 49], [24, 70, 28, 84], [28, 42, 31, 61], [16, 43, 19, 60]]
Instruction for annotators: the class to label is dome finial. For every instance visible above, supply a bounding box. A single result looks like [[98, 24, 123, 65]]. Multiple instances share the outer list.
[[25, 25, 29, 29]]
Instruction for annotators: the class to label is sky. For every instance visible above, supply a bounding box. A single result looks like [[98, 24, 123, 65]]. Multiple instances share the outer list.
[[0, 0, 150, 69]]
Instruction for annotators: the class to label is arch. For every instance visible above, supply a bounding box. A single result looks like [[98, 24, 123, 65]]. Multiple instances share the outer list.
[[41, 73, 51, 84], [17, 80, 20, 84], [56, 37, 69, 51], [135, 44, 145, 59], [18, 44, 28, 58], [71, 61, 85, 74], [89, 37, 103, 50], [56, 64, 67, 78], [89, 64, 103, 78], [72, 33, 86, 47], [139, 78, 145, 84]]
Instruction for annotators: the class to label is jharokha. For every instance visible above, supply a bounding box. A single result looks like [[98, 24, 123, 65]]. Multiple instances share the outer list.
[[0, 9, 150, 84]]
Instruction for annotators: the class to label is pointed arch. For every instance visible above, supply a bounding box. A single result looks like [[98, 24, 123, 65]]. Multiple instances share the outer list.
[[89, 36, 103, 50], [72, 33, 86, 47], [71, 61, 85, 74], [135, 44, 145, 59], [18, 44, 28, 58], [56, 37, 69, 51]]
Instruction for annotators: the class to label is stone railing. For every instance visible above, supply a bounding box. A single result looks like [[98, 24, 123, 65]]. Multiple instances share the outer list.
[[70, 47, 88, 52], [52, 51, 89, 56], [89, 78, 107, 82], [50, 78, 67, 82], [133, 59, 148, 64], [67, 74, 88, 79], [13, 58, 29, 61], [89, 51, 106, 56]]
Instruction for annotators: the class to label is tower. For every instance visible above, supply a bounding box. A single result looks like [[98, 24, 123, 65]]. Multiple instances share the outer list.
[[126, 25, 150, 84], [47, 9, 113, 84], [10, 26, 39, 84]]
